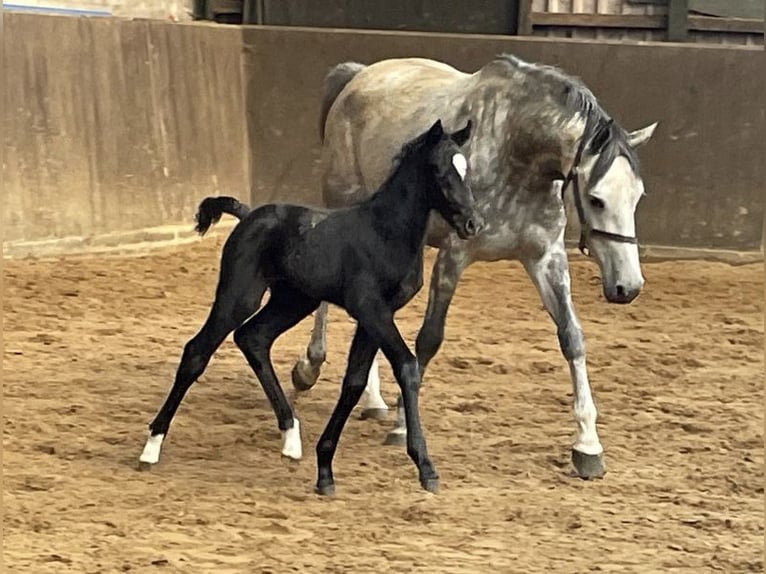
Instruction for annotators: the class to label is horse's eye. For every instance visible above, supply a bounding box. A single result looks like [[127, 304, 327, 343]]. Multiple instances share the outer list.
[[589, 196, 605, 209]]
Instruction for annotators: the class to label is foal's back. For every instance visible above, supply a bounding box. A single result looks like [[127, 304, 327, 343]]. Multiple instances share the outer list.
[[225, 200, 415, 306]]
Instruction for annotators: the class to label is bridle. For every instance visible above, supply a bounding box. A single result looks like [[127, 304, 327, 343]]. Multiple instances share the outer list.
[[560, 129, 639, 257]]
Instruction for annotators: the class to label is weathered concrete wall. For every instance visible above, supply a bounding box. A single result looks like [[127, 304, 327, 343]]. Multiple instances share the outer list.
[[242, 26, 764, 252], [3, 13, 246, 250]]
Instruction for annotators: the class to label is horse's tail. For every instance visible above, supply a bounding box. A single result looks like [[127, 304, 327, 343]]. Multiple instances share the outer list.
[[319, 62, 366, 142], [194, 196, 251, 236]]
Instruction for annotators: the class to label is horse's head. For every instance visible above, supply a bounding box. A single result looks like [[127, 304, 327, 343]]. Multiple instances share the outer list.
[[420, 119, 484, 239], [570, 121, 657, 304]]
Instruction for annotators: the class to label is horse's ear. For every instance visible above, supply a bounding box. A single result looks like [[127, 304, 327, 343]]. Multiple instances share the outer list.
[[450, 120, 473, 147], [628, 122, 658, 148], [425, 119, 445, 146]]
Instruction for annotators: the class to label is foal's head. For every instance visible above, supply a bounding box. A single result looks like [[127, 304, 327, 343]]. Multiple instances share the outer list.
[[406, 119, 483, 239]]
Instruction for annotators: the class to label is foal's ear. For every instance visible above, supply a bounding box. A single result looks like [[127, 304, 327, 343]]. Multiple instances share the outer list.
[[450, 120, 473, 147], [425, 119, 445, 145]]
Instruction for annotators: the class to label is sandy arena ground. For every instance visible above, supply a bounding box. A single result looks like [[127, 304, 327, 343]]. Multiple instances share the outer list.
[[3, 235, 763, 573]]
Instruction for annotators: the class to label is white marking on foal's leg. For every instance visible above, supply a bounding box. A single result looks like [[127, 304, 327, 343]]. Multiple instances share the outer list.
[[281, 419, 302, 460], [452, 153, 467, 180], [569, 357, 603, 456], [360, 355, 388, 412], [139, 433, 165, 465]]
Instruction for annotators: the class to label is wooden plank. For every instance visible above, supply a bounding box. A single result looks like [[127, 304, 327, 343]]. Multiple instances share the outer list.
[[531, 12, 666, 29], [690, 0, 763, 21], [688, 15, 764, 34], [629, 0, 764, 18], [667, 0, 689, 41], [517, 0, 534, 35]]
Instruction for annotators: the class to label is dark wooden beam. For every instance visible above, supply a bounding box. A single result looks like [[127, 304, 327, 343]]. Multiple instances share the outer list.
[[667, 0, 689, 41], [517, 0, 534, 35], [530, 13, 666, 29], [688, 15, 764, 34]]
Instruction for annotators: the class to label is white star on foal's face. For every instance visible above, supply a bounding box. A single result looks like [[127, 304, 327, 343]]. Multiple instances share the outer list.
[[452, 153, 467, 181]]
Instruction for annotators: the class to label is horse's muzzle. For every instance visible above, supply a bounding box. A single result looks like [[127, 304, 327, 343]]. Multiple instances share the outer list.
[[456, 214, 484, 239], [603, 283, 641, 304]]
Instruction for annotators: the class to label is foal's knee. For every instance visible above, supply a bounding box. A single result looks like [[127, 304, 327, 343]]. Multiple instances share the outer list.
[[177, 339, 208, 381], [233, 325, 267, 363], [396, 358, 422, 392]]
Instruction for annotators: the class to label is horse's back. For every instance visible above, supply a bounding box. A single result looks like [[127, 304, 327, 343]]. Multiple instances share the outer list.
[[321, 58, 472, 209]]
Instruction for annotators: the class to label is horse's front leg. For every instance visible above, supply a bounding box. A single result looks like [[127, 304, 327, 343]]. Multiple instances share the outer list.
[[384, 241, 470, 446], [523, 246, 605, 479]]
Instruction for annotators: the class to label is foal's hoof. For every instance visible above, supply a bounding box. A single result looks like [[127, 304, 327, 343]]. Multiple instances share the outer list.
[[571, 449, 606, 479], [420, 477, 440, 494], [291, 359, 319, 392], [315, 482, 336, 497], [383, 428, 407, 447], [137, 461, 154, 472], [360, 408, 389, 421]]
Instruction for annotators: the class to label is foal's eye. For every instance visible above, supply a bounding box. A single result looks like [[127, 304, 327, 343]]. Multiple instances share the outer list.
[[589, 196, 605, 210]]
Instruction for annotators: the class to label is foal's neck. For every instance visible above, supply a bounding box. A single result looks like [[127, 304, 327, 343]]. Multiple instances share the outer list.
[[368, 157, 432, 250]]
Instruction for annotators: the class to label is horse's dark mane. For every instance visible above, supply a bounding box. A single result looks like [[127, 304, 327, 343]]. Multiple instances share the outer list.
[[493, 54, 639, 183]]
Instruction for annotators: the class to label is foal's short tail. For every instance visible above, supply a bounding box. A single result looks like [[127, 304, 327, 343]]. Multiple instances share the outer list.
[[194, 196, 251, 236], [319, 61, 366, 142]]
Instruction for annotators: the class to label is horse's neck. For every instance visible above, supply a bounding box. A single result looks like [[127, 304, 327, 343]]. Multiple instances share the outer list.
[[368, 161, 431, 248]]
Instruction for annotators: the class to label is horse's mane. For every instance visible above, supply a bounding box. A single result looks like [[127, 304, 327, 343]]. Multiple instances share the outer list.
[[492, 54, 639, 183]]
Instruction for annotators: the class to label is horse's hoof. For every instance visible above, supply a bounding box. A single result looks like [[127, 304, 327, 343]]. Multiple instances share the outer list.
[[291, 359, 318, 392], [360, 408, 388, 421], [571, 449, 606, 479], [137, 461, 154, 472], [420, 477, 439, 494], [315, 482, 336, 497], [383, 429, 407, 447]]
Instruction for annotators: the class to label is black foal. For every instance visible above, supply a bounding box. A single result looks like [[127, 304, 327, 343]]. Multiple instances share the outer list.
[[139, 119, 481, 495]]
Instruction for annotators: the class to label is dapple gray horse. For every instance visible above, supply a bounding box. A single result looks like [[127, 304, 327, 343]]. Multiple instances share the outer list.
[[291, 54, 657, 478]]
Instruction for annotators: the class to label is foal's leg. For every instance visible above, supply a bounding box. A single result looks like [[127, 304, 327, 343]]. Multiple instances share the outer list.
[[359, 262, 423, 421], [348, 298, 439, 493], [523, 245, 605, 479], [140, 282, 265, 466], [315, 325, 379, 495], [234, 289, 319, 460], [291, 302, 329, 392], [385, 241, 470, 446]]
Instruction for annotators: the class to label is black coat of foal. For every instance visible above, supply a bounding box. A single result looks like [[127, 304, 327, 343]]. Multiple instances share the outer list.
[[140, 119, 482, 495]]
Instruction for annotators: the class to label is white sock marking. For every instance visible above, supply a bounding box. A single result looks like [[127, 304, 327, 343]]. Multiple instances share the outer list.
[[452, 153, 467, 180], [570, 357, 603, 455], [361, 356, 388, 411], [281, 419, 302, 460], [139, 433, 165, 464]]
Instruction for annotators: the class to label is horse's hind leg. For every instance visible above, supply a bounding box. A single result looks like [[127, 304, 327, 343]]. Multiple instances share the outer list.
[[139, 279, 265, 467], [291, 301, 329, 392], [235, 288, 319, 460]]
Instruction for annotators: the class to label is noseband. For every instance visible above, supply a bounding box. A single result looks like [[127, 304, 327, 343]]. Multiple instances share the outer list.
[[561, 134, 639, 257]]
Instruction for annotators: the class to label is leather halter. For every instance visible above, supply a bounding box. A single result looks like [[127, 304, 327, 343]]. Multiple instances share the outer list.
[[561, 133, 639, 257]]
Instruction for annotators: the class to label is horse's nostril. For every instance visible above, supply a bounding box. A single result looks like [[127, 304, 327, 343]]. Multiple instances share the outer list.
[[465, 219, 476, 235], [616, 285, 625, 296]]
